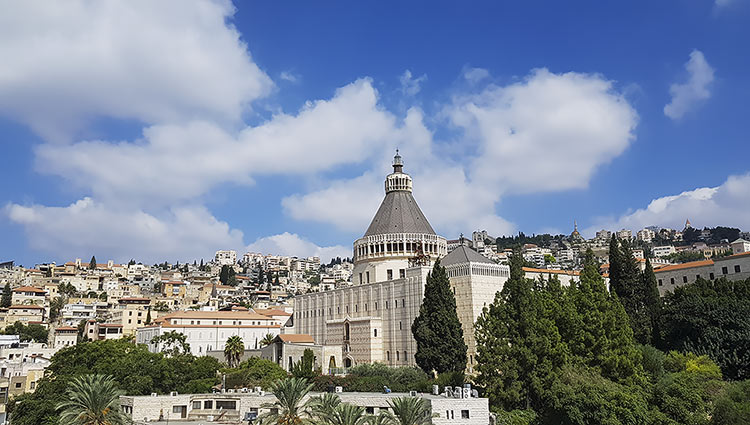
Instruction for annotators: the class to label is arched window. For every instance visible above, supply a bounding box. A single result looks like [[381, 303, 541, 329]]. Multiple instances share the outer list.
[[344, 322, 350, 341]]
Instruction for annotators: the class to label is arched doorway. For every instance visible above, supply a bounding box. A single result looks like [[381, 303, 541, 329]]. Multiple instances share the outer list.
[[329, 356, 336, 370]]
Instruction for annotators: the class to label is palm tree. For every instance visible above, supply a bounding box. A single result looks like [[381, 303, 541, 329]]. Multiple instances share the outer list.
[[257, 377, 315, 425], [386, 397, 435, 425], [326, 403, 371, 425], [260, 332, 276, 347], [224, 335, 244, 368], [310, 392, 341, 422], [56, 374, 128, 425]]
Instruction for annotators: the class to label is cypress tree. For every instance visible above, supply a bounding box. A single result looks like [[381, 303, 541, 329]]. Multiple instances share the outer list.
[[1, 283, 12, 308], [227, 267, 237, 286], [219, 265, 229, 284], [145, 307, 152, 325], [611, 238, 656, 345], [608, 235, 623, 292], [641, 258, 662, 346], [412, 259, 467, 374], [567, 249, 641, 382], [89, 256, 97, 270], [475, 250, 567, 410]]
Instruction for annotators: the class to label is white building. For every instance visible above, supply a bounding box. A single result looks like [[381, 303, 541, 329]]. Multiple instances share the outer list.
[[636, 228, 655, 243], [295, 153, 509, 372], [731, 238, 750, 255], [136, 310, 282, 356], [214, 250, 237, 266], [653, 245, 676, 257], [654, 251, 750, 295], [616, 229, 633, 241]]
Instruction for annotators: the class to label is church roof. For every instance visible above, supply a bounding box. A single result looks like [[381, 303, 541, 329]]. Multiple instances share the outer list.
[[441, 244, 494, 266], [364, 191, 435, 237]]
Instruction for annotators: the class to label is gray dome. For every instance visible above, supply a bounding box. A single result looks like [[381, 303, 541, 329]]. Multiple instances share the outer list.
[[363, 191, 436, 237]]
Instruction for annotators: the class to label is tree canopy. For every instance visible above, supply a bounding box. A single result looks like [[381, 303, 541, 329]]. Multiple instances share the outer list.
[[412, 259, 467, 374]]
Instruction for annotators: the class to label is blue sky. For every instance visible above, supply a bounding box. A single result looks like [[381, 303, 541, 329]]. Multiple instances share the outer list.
[[1, 0, 749, 266]]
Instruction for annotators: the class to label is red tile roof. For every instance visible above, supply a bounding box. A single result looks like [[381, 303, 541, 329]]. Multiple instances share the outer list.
[[276, 334, 314, 343], [654, 259, 714, 273], [12, 286, 46, 294]]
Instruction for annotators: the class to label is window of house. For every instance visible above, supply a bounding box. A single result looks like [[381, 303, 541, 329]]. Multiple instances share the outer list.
[[735, 265, 741, 273], [366, 407, 375, 414], [374, 329, 378, 337], [670, 278, 674, 285], [722, 267, 728, 275], [375, 302, 378, 310], [386, 351, 390, 361], [355, 305, 358, 313], [366, 272, 370, 283], [385, 301, 389, 309], [658, 279, 663, 286], [216, 401, 237, 410], [204, 400, 213, 409], [387, 270, 393, 280], [710, 273, 715, 280], [399, 321, 402, 330], [683, 276, 688, 283], [192, 401, 202, 409], [14, 383, 21, 388], [395, 299, 398, 308], [399, 269, 405, 278], [696, 274, 701, 280], [461, 410, 470, 419], [396, 351, 400, 361]]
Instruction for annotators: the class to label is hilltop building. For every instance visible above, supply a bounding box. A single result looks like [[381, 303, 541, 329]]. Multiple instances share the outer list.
[[294, 153, 509, 372]]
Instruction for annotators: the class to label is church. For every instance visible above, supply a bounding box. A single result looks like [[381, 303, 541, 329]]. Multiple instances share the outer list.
[[294, 152, 509, 373]]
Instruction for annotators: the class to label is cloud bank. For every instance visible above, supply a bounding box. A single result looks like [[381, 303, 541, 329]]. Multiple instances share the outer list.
[[664, 50, 715, 120]]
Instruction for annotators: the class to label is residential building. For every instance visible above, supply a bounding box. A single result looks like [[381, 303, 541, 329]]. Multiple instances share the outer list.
[[136, 310, 282, 356], [616, 229, 633, 241], [731, 238, 750, 255], [10, 286, 46, 305], [653, 245, 676, 257], [215, 250, 237, 266], [636, 228, 655, 243], [120, 390, 490, 424], [52, 326, 78, 349], [654, 251, 750, 295]]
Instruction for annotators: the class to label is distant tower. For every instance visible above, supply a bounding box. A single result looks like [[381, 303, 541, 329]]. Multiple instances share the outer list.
[[684, 219, 692, 230]]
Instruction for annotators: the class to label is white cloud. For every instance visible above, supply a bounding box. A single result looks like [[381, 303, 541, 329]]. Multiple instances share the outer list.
[[399, 70, 427, 96], [35, 79, 395, 207], [463, 67, 490, 84], [282, 69, 637, 239], [589, 173, 750, 234], [245, 232, 349, 262], [0, 0, 272, 142], [664, 50, 715, 120], [715, 0, 734, 7], [448, 68, 638, 194], [279, 71, 299, 83], [5, 198, 244, 263]]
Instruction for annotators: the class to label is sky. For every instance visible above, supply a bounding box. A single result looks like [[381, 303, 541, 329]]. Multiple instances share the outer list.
[[1, 0, 749, 266]]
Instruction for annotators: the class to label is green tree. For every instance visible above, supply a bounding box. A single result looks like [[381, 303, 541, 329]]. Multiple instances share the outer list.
[[89, 256, 97, 270], [219, 265, 230, 285], [257, 377, 315, 425], [144, 307, 152, 325], [713, 380, 750, 425], [1, 283, 11, 307], [386, 396, 435, 425], [56, 374, 128, 425], [475, 251, 567, 411], [49, 296, 65, 322], [224, 335, 244, 368], [224, 357, 287, 389], [151, 331, 191, 357], [153, 301, 170, 312], [660, 277, 750, 380], [412, 259, 467, 374], [2, 322, 48, 343], [227, 266, 237, 286], [310, 392, 341, 422], [641, 258, 662, 345], [566, 249, 641, 383], [260, 333, 276, 347], [291, 348, 316, 379], [258, 266, 266, 287], [325, 403, 371, 425]]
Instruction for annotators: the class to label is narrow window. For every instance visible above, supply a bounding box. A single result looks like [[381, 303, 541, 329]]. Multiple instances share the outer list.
[[658, 279, 662, 286], [374, 329, 378, 337], [387, 269, 393, 280], [710, 272, 715, 280], [722, 267, 728, 275], [670, 278, 674, 285], [683, 276, 688, 283], [735, 265, 741, 273]]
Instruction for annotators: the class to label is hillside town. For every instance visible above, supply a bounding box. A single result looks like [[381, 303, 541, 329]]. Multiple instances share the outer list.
[[1, 154, 750, 423]]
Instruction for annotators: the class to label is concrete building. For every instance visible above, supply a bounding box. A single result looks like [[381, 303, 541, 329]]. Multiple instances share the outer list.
[[10, 286, 46, 305], [215, 250, 237, 266], [52, 326, 78, 349], [654, 251, 750, 295], [259, 334, 342, 375], [653, 245, 676, 258], [121, 390, 490, 424], [295, 153, 508, 372], [731, 238, 750, 255], [136, 310, 282, 356]]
